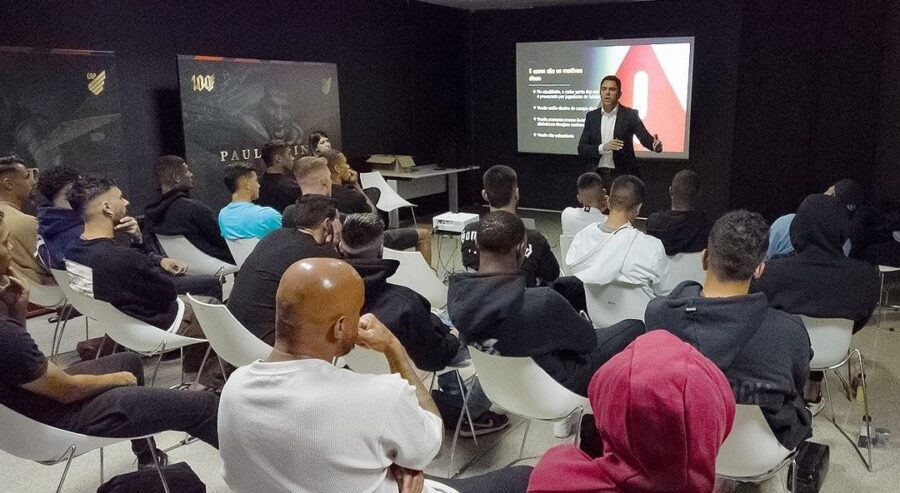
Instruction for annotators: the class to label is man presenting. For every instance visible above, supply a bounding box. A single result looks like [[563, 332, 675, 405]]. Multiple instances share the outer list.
[[577, 75, 662, 190]]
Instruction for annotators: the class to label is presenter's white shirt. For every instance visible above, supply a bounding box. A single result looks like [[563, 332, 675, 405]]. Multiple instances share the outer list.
[[598, 105, 618, 169], [566, 221, 670, 296], [219, 358, 444, 493], [561, 207, 607, 238]]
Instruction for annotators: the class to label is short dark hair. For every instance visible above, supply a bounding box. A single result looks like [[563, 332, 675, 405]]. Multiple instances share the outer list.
[[293, 194, 339, 229], [476, 210, 525, 254], [482, 165, 517, 208], [223, 162, 256, 193], [576, 172, 604, 192], [608, 175, 644, 211], [671, 169, 701, 204], [37, 165, 80, 201], [68, 176, 117, 216], [341, 213, 384, 258], [707, 210, 769, 281], [601, 75, 622, 91], [309, 131, 330, 153], [0, 155, 25, 176], [261, 140, 291, 167], [154, 155, 186, 187]]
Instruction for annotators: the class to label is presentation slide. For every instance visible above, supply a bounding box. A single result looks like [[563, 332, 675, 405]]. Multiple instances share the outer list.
[[178, 55, 341, 207], [516, 37, 694, 158]]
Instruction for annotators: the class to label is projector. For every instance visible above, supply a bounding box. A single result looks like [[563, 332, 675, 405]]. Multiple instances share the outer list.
[[432, 212, 479, 233]]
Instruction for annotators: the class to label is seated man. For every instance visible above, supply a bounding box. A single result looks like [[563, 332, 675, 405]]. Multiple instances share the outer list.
[[567, 175, 669, 296], [528, 331, 735, 493], [560, 172, 607, 238], [339, 212, 507, 435], [218, 162, 282, 240], [36, 165, 82, 269], [646, 169, 710, 256], [321, 149, 433, 263], [64, 177, 220, 384], [461, 165, 559, 287], [256, 139, 300, 213], [279, 155, 333, 228], [219, 257, 531, 493], [227, 194, 341, 344], [0, 156, 52, 285], [645, 210, 812, 450], [0, 210, 218, 467], [144, 155, 234, 263], [449, 211, 644, 397], [751, 195, 879, 412]]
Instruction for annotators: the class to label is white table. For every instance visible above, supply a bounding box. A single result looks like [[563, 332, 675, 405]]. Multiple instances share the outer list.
[[378, 165, 478, 228]]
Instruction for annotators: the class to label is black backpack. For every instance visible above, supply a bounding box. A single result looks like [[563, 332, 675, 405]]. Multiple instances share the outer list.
[[97, 462, 205, 493]]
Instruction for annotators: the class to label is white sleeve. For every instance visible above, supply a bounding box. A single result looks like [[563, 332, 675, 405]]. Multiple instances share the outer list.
[[379, 382, 443, 470], [651, 244, 671, 296]]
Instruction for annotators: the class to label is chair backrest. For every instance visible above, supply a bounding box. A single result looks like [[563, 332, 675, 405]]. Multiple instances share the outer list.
[[226, 238, 259, 268], [467, 348, 587, 421], [799, 316, 853, 369], [156, 234, 238, 276], [664, 252, 705, 291], [584, 282, 652, 328], [27, 279, 65, 308], [0, 403, 123, 463], [359, 172, 414, 212], [50, 269, 93, 317], [343, 346, 391, 375], [559, 235, 573, 276], [186, 294, 272, 367], [383, 248, 447, 308], [716, 404, 794, 479]]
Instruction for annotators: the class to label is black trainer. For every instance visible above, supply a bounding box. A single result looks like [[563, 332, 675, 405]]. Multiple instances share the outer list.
[[458, 411, 510, 438]]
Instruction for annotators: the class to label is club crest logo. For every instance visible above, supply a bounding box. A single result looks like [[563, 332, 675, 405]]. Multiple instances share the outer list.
[[87, 70, 106, 95]]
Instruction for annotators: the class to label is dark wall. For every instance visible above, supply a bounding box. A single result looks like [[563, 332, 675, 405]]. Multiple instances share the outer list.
[[0, 0, 468, 209], [466, 0, 743, 215], [875, 0, 900, 199]]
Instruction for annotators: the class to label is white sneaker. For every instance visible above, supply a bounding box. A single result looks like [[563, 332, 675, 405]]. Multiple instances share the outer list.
[[807, 395, 826, 417]]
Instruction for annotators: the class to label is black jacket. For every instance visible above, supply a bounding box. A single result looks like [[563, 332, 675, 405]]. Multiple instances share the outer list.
[[144, 190, 234, 264], [257, 172, 301, 214], [348, 258, 459, 371], [645, 281, 812, 450], [448, 271, 643, 396], [751, 194, 880, 331], [646, 210, 710, 255], [460, 221, 559, 287], [577, 105, 657, 173]]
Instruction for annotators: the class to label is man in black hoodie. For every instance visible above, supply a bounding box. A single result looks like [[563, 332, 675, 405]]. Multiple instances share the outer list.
[[645, 210, 812, 450], [143, 155, 234, 264], [339, 212, 507, 436], [751, 194, 879, 411], [449, 210, 644, 397], [646, 169, 709, 256]]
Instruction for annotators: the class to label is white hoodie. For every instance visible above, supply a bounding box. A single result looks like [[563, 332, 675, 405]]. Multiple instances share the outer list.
[[566, 221, 670, 297]]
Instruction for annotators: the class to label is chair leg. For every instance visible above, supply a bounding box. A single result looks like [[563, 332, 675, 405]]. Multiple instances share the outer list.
[[94, 334, 106, 361], [99, 447, 104, 484], [572, 407, 584, 446], [50, 304, 67, 359], [516, 419, 532, 464], [447, 373, 473, 479], [217, 356, 228, 382], [823, 374, 838, 424], [150, 341, 167, 387], [854, 349, 873, 472], [455, 370, 478, 447], [55, 444, 77, 493], [789, 456, 798, 493], [147, 438, 171, 493], [193, 346, 212, 387]]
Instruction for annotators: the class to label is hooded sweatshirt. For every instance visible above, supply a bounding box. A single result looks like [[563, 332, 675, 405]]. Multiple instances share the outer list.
[[448, 271, 644, 396], [646, 210, 710, 256], [144, 189, 234, 263], [528, 331, 735, 493], [752, 194, 880, 332], [36, 206, 84, 269], [566, 222, 669, 297], [645, 281, 812, 450], [347, 257, 460, 372]]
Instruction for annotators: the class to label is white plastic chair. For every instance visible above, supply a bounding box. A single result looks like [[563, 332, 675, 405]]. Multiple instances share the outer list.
[[877, 265, 900, 329], [27, 277, 79, 358], [664, 251, 705, 290], [225, 238, 259, 268], [559, 235, 573, 276], [464, 348, 587, 475], [800, 316, 872, 471], [383, 248, 447, 308], [584, 282, 652, 328], [716, 404, 797, 491], [0, 403, 168, 493], [186, 294, 272, 372], [360, 171, 417, 228], [156, 234, 239, 277]]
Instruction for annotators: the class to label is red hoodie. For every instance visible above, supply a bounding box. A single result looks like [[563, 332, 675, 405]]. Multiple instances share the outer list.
[[528, 331, 735, 493]]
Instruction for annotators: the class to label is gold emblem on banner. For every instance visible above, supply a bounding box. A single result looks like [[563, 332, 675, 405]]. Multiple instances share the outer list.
[[192, 74, 215, 92], [87, 71, 106, 96]]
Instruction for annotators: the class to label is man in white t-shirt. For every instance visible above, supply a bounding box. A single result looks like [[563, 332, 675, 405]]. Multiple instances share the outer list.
[[561, 172, 608, 238], [567, 175, 670, 297]]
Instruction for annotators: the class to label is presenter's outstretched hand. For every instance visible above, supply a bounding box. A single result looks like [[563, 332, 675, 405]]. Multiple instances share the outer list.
[[653, 134, 663, 152], [603, 139, 624, 152]]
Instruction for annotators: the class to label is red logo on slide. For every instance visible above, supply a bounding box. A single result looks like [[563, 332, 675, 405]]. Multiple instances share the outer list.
[[615, 45, 686, 152]]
